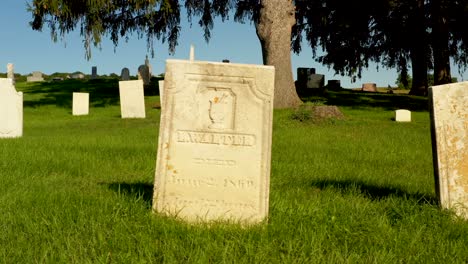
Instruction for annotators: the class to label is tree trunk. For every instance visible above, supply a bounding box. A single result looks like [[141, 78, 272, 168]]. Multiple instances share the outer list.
[[408, 0, 428, 96], [432, 0, 452, 85], [256, 0, 302, 109]]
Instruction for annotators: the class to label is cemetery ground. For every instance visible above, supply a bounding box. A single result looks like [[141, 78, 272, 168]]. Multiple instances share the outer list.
[[1, 79, 467, 263]]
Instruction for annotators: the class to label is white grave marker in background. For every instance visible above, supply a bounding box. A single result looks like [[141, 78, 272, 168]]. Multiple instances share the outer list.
[[430, 82, 468, 219], [72, 92, 89, 116], [153, 59, 275, 224], [118, 80, 146, 118], [395, 109, 411, 122], [0, 78, 22, 138]]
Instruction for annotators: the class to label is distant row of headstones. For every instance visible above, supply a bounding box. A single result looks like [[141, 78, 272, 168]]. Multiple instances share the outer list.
[[8, 55, 153, 84], [1, 55, 467, 223]]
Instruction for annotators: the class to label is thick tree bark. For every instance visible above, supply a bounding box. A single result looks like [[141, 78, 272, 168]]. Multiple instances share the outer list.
[[256, 0, 302, 109], [432, 0, 452, 85], [408, 0, 428, 96]]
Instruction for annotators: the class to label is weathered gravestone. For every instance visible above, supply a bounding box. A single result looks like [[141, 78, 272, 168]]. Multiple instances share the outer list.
[[153, 59, 275, 224], [7, 63, 15, 84], [0, 78, 22, 138], [158, 80, 164, 109], [327, 80, 341, 90], [27, 71, 44, 82], [121, 67, 130, 81], [297, 67, 316, 84], [362, 83, 377, 92], [118, 80, 146, 118], [307, 74, 325, 89], [395, 109, 411, 122], [72, 92, 89, 116], [429, 82, 468, 219], [137, 65, 150, 85], [91, 66, 97, 79]]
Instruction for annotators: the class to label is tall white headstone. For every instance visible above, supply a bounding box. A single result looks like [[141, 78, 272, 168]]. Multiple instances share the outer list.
[[72, 92, 89, 116], [153, 59, 275, 224], [119, 80, 146, 118], [429, 82, 468, 219], [0, 78, 23, 138]]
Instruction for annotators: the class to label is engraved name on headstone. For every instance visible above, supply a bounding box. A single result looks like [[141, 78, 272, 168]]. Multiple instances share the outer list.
[[72, 92, 89, 116], [137, 65, 150, 85], [118, 80, 146, 118], [0, 78, 23, 138], [153, 59, 275, 224], [429, 82, 468, 219]]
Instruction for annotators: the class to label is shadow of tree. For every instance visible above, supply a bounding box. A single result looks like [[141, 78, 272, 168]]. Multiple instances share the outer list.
[[300, 90, 429, 112], [309, 179, 438, 205], [105, 181, 154, 208]]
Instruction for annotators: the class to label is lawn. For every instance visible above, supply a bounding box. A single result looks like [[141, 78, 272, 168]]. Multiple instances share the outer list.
[[1, 79, 467, 263]]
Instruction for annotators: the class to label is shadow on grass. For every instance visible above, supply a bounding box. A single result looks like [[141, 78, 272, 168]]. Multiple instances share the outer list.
[[105, 182, 154, 208], [309, 179, 438, 205], [300, 90, 430, 112]]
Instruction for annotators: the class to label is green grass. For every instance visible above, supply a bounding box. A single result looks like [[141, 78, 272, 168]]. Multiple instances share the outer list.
[[1, 80, 467, 263]]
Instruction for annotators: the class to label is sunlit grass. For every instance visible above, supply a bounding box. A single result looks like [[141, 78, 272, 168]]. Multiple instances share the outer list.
[[0, 80, 467, 263]]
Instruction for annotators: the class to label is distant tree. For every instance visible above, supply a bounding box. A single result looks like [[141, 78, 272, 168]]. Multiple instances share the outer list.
[[28, 0, 302, 108]]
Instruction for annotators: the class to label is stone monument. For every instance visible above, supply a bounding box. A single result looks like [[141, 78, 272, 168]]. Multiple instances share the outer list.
[[429, 82, 468, 219], [189, 44, 195, 61], [72, 92, 89, 116], [153, 59, 275, 224], [27, 71, 45, 82], [121, 67, 130, 81], [0, 78, 22, 138], [7, 63, 15, 85], [118, 80, 146, 118], [91, 66, 97, 79]]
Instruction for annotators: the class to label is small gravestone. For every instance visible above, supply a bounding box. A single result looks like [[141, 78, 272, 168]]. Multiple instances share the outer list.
[[119, 80, 146, 118], [137, 65, 150, 85], [297, 67, 316, 84], [7, 63, 15, 85], [153, 59, 275, 224], [27, 71, 44, 82], [327, 80, 341, 90], [395, 109, 411, 122], [121, 67, 130, 81], [91, 66, 97, 79], [429, 82, 468, 219], [307, 74, 325, 89], [158, 80, 165, 109], [72, 92, 89, 116], [0, 78, 22, 138], [362, 83, 377, 92]]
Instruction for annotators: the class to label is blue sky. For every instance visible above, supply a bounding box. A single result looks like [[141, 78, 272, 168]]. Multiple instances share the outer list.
[[1, 1, 467, 88]]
